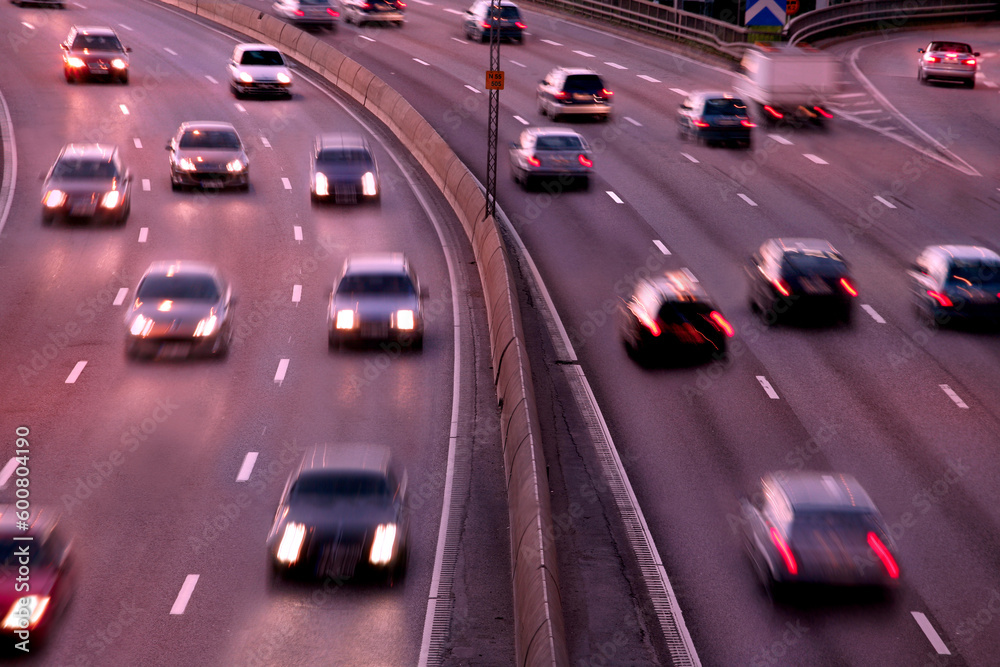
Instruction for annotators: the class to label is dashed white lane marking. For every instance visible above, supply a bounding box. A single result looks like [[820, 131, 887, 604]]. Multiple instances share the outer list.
[[0, 458, 19, 489], [464, 85, 481, 94], [669, 87, 687, 96], [274, 359, 290, 384], [164, 47, 178, 55], [756, 375, 780, 399], [65, 361, 87, 384], [281, 177, 292, 190], [803, 153, 828, 165], [443, 8, 464, 15], [624, 116, 642, 127], [607, 191, 624, 204], [138, 227, 148, 243], [21, 22, 35, 30], [768, 133, 793, 145], [541, 39, 562, 46], [738, 193, 757, 206], [119, 104, 130, 115], [509, 60, 526, 68], [451, 37, 466, 44], [514, 115, 529, 125], [293, 225, 303, 241], [861, 304, 885, 323], [360, 35, 377, 41], [236, 452, 259, 482], [874, 195, 896, 209], [638, 74, 660, 83], [912, 612, 951, 655], [983, 81, 998, 88], [118, 23, 133, 31], [605, 62, 627, 70], [292, 285, 302, 303], [852, 109, 883, 115], [133, 138, 142, 149], [73, 1, 85, 6], [413, 58, 430, 66], [653, 240, 671, 255], [141, 179, 150, 191], [205, 75, 218, 84], [412, 0, 432, 5], [682, 268, 699, 283], [832, 92, 865, 98], [170, 575, 200, 615], [113, 288, 129, 306], [681, 152, 698, 163], [573, 50, 594, 58], [261, 137, 271, 148], [940, 384, 969, 409], [235, 103, 247, 113]]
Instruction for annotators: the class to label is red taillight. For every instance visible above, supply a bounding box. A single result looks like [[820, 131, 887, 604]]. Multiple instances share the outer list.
[[601, 88, 614, 97], [763, 105, 784, 119], [578, 154, 592, 168], [741, 119, 756, 128], [482, 21, 492, 29], [867, 532, 900, 579], [553, 91, 569, 100], [772, 279, 791, 297], [327, 7, 339, 15], [925, 55, 940, 63], [294, 9, 305, 16], [361, 2, 370, 8], [963, 58, 976, 66], [708, 311, 735, 337], [515, 21, 526, 28], [839, 277, 858, 297], [814, 106, 833, 119], [527, 156, 541, 167], [927, 290, 953, 307], [693, 119, 710, 128], [636, 307, 661, 337], [397, 0, 406, 6], [769, 527, 798, 575]]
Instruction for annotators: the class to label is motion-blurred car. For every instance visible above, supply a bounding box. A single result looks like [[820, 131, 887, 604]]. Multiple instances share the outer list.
[[328, 253, 424, 349], [167, 121, 249, 191], [509, 127, 592, 190], [462, 0, 524, 43], [537, 67, 613, 121], [41, 143, 131, 226], [310, 133, 380, 204], [273, 0, 339, 29], [917, 41, 978, 88], [267, 444, 408, 584], [61, 26, 131, 84], [125, 261, 235, 359], [227, 43, 293, 99], [739, 471, 900, 594], [677, 91, 755, 147], [746, 238, 857, 325], [619, 270, 734, 365], [0, 506, 73, 646], [909, 245, 1000, 327], [342, 0, 405, 26]]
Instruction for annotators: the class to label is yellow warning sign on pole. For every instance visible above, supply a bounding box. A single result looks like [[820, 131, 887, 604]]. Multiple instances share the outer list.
[[486, 70, 505, 90]]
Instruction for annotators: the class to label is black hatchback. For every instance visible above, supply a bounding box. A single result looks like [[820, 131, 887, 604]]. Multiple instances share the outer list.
[[678, 91, 754, 147], [909, 245, 1000, 327]]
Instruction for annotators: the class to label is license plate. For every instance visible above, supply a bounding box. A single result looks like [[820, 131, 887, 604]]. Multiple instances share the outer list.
[[201, 180, 225, 189], [717, 119, 738, 126], [89, 65, 108, 73], [159, 343, 190, 358], [572, 93, 592, 101], [801, 278, 832, 294], [71, 203, 97, 216], [551, 158, 569, 165]]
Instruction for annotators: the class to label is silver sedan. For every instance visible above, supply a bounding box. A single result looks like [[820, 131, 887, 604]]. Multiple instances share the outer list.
[[917, 41, 978, 88], [509, 127, 593, 191]]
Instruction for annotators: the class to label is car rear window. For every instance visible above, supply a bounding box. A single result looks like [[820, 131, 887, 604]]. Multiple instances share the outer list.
[[790, 510, 882, 536], [947, 261, 1000, 287], [781, 251, 845, 276], [318, 149, 374, 166], [179, 130, 242, 150], [72, 34, 123, 51], [535, 135, 584, 151], [291, 472, 391, 502], [137, 275, 220, 301], [563, 74, 603, 94], [657, 302, 713, 325], [53, 158, 117, 179], [929, 42, 971, 53], [338, 273, 415, 295], [240, 50, 285, 66], [703, 98, 748, 115]]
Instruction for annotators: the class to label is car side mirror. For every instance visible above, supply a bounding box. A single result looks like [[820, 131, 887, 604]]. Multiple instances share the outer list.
[[974, 52, 981, 57], [60, 43, 68, 51], [917, 48, 924, 53]]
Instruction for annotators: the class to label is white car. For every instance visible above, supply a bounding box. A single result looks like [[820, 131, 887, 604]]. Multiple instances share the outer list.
[[228, 44, 293, 99]]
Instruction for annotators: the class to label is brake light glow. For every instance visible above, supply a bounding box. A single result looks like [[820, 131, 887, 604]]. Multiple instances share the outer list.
[[515, 21, 526, 28], [839, 277, 858, 297], [294, 9, 305, 16], [482, 21, 492, 29], [813, 106, 833, 119], [601, 88, 614, 97], [772, 279, 791, 297], [527, 156, 541, 167], [867, 532, 899, 579], [635, 306, 660, 337], [578, 154, 592, 168], [924, 55, 940, 63], [963, 58, 976, 66], [708, 311, 735, 337], [763, 105, 784, 119], [770, 527, 797, 575], [693, 119, 710, 128], [741, 119, 756, 128], [553, 91, 569, 100], [927, 290, 953, 307], [327, 7, 339, 16], [397, 0, 406, 6]]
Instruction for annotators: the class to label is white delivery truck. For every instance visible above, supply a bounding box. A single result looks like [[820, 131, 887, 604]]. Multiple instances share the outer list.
[[735, 44, 841, 127]]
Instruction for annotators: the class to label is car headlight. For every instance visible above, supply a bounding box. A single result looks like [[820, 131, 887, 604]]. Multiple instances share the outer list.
[[276, 523, 306, 564], [335, 310, 355, 330], [395, 309, 415, 330], [238, 71, 253, 83], [130, 314, 154, 337], [369, 523, 397, 565], [67, 57, 85, 68], [226, 159, 245, 173], [314, 172, 329, 197], [111, 58, 127, 70], [101, 190, 121, 209], [2, 596, 50, 630], [43, 190, 67, 208], [178, 158, 197, 171], [277, 72, 292, 84], [361, 171, 378, 197], [194, 315, 218, 337]]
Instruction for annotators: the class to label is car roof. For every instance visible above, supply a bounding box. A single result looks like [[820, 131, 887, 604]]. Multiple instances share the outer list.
[[644, 270, 710, 302], [771, 238, 841, 255], [142, 261, 222, 280], [551, 67, 600, 77], [317, 132, 371, 151], [58, 143, 117, 161], [922, 245, 1000, 263], [342, 252, 409, 275], [73, 26, 119, 36], [524, 126, 585, 139], [767, 471, 878, 513], [689, 90, 744, 101], [0, 505, 60, 539], [235, 42, 281, 52], [179, 121, 239, 133], [298, 444, 393, 475]]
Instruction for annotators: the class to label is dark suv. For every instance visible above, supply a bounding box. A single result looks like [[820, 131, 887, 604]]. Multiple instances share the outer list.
[[61, 26, 131, 84], [537, 67, 613, 121]]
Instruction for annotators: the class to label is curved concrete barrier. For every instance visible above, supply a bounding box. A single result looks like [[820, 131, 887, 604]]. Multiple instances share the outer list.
[[153, 2, 569, 665]]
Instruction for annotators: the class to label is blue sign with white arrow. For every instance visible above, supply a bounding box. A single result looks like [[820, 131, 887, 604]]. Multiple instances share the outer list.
[[745, 0, 786, 26]]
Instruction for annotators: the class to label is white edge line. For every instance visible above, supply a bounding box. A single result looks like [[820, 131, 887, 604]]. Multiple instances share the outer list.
[[113, 288, 129, 306], [169, 574, 200, 615], [236, 452, 258, 482], [0, 88, 17, 237], [911, 611, 951, 655]]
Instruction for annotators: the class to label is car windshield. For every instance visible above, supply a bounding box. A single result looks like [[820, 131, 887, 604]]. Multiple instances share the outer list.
[[703, 98, 748, 116], [137, 275, 221, 301], [535, 135, 584, 151], [929, 42, 971, 53], [179, 130, 242, 150], [947, 261, 1000, 289], [53, 158, 117, 180], [317, 149, 374, 166], [497, 5, 520, 19], [72, 34, 123, 51], [240, 50, 285, 66], [782, 251, 845, 277], [338, 273, 415, 295], [563, 75, 603, 94], [290, 472, 391, 504]]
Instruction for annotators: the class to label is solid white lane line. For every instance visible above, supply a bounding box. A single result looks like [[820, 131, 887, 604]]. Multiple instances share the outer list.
[[653, 240, 671, 255], [261, 137, 271, 148], [803, 153, 827, 165], [360, 35, 377, 41], [604, 62, 627, 69], [138, 227, 148, 243], [669, 87, 687, 96], [119, 104, 130, 115], [293, 225, 303, 241], [681, 268, 699, 283], [513, 115, 529, 125], [940, 384, 969, 409], [607, 191, 624, 204], [292, 285, 302, 303], [205, 75, 218, 84], [464, 85, 481, 94], [118, 23, 133, 31], [236, 453, 258, 482], [170, 575, 200, 615], [756, 376, 779, 399], [874, 195, 896, 209], [541, 39, 562, 46], [768, 133, 793, 145], [65, 361, 87, 384], [509, 60, 526, 68], [444, 7, 464, 14], [21, 22, 35, 30], [638, 74, 660, 83], [274, 359, 290, 384], [141, 179, 150, 191], [281, 177, 292, 190], [912, 612, 951, 655], [573, 50, 594, 57], [681, 152, 698, 163], [0, 458, 19, 489], [413, 58, 430, 66], [861, 304, 885, 323], [133, 138, 143, 149], [164, 47, 178, 55], [624, 116, 642, 127], [738, 193, 757, 206], [113, 288, 129, 306]]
